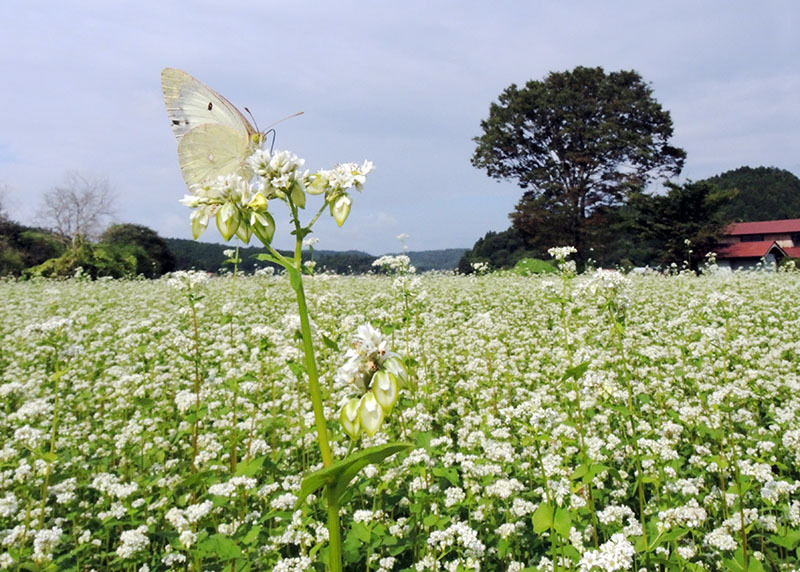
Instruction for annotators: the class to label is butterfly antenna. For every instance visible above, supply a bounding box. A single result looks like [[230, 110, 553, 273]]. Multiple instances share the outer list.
[[266, 111, 304, 129], [264, 128, 277, 154]]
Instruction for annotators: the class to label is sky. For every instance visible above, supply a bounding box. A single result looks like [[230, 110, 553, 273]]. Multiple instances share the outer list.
[[1, 1, 798, 255]]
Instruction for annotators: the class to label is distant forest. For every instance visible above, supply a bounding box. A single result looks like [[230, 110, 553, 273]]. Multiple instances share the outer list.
[[165, 238, 466, 274]]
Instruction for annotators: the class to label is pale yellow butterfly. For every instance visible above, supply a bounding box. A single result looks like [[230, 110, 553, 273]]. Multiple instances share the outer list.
[[161, 67, 300, 188]]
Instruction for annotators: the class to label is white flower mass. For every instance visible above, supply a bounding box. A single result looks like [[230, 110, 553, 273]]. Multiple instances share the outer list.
[[0, 269, 798, 569]]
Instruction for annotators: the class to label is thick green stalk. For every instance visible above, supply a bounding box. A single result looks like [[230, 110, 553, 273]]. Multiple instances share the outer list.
[[266, 204, 341, 571], [291, 257, 333, 467]]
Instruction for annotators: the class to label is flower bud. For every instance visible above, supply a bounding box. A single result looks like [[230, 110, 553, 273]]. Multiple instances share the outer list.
[[290, 181, 306, 208], [358, 392, 384, 436], [216, 203, 240, 241], [251, 211, 276, 245], [372, 371, 398, 414], [306, 172, 328, 195], [331, 194, 352, 227], [235, 220, 252, 243], [247, 192, 268, 210], [190, 207, 211, 239], [381, 355, 408, 385], [340, 397, 362, 440]]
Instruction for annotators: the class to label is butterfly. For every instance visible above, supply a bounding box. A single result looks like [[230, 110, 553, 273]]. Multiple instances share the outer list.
[[161, 67, 295, 188]]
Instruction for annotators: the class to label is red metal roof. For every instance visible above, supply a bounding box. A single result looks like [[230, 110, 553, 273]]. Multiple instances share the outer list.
[[726, 218, 800, 235], [784, 246, 800, 258], [715, 240, 787, 259]]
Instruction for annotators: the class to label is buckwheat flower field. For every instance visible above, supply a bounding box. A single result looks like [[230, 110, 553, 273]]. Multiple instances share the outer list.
[[1, 269, 799, 571]]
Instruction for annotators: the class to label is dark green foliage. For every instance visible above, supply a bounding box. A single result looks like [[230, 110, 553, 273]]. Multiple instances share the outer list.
[[458, 227, 536, 273], [24, 237, 139, 279], [165, 238, 466, 274], [0, 219, 66, 276], [164, 238, 377, 274], [700, 166, 800, 221], [100, 223, 176, 277], [473, 66, 685, 257], [629, 181, 738, 269]]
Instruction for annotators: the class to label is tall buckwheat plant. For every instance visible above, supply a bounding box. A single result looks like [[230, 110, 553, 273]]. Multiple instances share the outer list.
[[175, 141, 412, 570]]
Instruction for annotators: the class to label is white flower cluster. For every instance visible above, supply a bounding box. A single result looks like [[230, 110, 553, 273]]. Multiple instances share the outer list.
[[165, 270, 211, 292], [336, 324, 408, 439], [32, 527, 62, 564], [372, 254, 415, 275], [115, 525, 149, 559], [578, 532, 635, 571], [180, 146, 373, 242], [427, 520, 486, 559], [657, 500, 708, 530], [208, 476, 257, 497], [548, 245, 578, 262]]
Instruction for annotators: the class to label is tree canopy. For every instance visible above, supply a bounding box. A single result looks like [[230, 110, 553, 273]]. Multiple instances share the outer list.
[[700, 166, 800, 221], [472, 66, 685, 256], [101, 223, 176, 278], [629, 181, 738, 270]]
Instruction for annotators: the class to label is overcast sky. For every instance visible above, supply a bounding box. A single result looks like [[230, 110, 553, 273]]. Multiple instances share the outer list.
[[1, 1, 798, 255]]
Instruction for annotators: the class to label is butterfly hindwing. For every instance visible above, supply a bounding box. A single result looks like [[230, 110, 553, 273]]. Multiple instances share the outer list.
[[177, 123, 255, 188]]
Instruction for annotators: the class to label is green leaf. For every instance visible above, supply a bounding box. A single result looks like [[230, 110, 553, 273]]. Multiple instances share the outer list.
[[432, 466, 460, 486], [562, 361, 590, 381], [242, 525, 261, 545], [553, 507, 572, 539], [234, 456, 266, 478], [769, 529, 800, 549], [423, 513, 439, 527], [287, 266, 302, 292], [296, 442, 413, 508], [197, 534, 243, 560], [533, 502, 554, 533], [570, 463, 588, 481], [321, 333, 339, 351]]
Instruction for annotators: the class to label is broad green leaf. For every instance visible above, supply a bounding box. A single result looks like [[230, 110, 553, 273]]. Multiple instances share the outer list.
[[769, 529, 800, 549], [533, 502, 554, 533], [197, 534, 243, 559], [242, 525, 261, 545], [423, 513, 439, 527], [570, 463, 588, 481], [234, 456, 266, 478], [553, 507, 572, 539], [296, 442, 412, 508], [432, 466, 460, 486], [562, 361, 590, 381]]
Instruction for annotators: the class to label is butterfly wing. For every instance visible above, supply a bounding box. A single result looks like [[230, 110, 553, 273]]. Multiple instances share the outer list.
[[161, 67, 257, 142], [177, 123, 256, 188]]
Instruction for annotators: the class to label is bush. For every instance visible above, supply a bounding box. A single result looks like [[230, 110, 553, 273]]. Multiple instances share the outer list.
[[513, 257, 557, 276]]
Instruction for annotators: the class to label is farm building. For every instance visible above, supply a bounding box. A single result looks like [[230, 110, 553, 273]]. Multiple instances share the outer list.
[[714, 218, 800, 270]]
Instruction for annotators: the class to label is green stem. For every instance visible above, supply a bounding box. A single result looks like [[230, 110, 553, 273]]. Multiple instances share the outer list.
[[263, 201, 341, 571]]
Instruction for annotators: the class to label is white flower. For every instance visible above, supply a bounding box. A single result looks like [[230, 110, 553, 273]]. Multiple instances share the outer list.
[[116, 526, 149, 559]]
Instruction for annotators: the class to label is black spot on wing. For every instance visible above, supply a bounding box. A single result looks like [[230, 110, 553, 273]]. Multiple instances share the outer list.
[[208, 102, 213, 111]]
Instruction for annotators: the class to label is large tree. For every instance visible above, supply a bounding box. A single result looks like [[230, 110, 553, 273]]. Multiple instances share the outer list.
[[472, 66, 686, 257]]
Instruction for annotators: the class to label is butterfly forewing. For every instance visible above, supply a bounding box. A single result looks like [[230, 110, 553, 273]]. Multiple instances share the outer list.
[[161, 67, 256, 142]]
